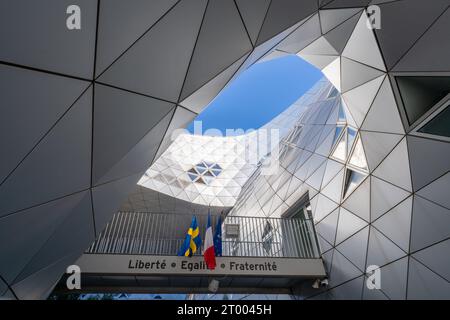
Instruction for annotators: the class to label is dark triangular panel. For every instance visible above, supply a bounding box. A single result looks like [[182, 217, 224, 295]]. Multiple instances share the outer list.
[[11, 251, 82, 300], [418, 105, 450, 138], [372, 196, 412, 253], [370, 176, 409, 222], [323, 11, 360, 54], [319, 0, 334, 8], [336, 226, 369, 272], [329, 249, 363, 288], [257, 0, 318, 45], [416, 172, 450, 210], [276, 14, 321, 54], [366, 227, 406, 268], [319, 8, 361, 34], [396, 76, 450, 126], [393, 8, 450, 72], [410, 196, 450, 253], [0, 191, 89, 284], [98, 0, 207, 102], [93, 84, 175, 185], [0, 0, 97, 78], [407, 257, 450, 299], [154, 106, 198, 161], [12, 191, 94, 284], [0, 65, 90, 183], [315, 208, 339, 245], [0, 87, 92, 217], [180, 53, 249, 113], [96, 107, 174, 185], [374, 0, 449, 70], [95, 0, 178, 76], [377, 256, 408, 299], [180, 0, 252, 101], [241, 16, 310, 72], [413, 239, 450, 282], [0, 278, 7, 297], [328, 275, 364, 300], [407, 136, 450, 191], [323, 0, 370, 9], [92, 173, 143, 236], [235, 0, 271, 45]]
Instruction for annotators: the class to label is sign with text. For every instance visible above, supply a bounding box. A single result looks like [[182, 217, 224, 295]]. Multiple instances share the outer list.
[[76, 254, 326, 278]]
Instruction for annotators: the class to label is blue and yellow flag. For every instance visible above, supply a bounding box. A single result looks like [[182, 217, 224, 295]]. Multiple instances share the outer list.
[[178, 216, 202, 257]]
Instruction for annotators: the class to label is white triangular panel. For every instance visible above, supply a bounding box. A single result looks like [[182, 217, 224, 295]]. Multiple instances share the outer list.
[[342, 75, 385, 126], [335, 207, 367, 245], [349, 136, 368, 171], [361, 77, 405, 134], [373, 196, 413, 252], [371, 177, 410, 222], [342, 11, 386, 71], [342, 175, 370, 222], [360, 131, 403, 172], [367, 227, 406, 267], [373, 138, 412, 192], [322, 57, 341, 91]]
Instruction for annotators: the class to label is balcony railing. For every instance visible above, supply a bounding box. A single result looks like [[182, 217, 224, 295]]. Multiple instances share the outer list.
[[86, 212, 321, 259]]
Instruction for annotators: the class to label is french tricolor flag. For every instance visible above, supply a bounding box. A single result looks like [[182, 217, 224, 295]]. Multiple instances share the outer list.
[[203, 212, 216, 270]]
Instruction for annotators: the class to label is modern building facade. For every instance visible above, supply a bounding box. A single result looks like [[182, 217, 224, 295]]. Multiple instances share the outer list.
[[1, 0, 450, 300], [137, 88, 308, 207]]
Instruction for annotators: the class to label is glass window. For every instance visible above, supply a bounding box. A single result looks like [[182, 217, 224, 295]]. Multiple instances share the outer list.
[[343, 169, 366, 199], [195, 166, 207, 174], [419, 105, 450, 138], [349, 136, 368, 171], [338, 102, 347, 123], [187, 172, 198, 182], [332, 128, 347, 161], [332, 125, 344, 147], [347, 127, 357, 157], [188, 161, 222, 184], [328, 87, 339, 98], [396, 76, 450, 125]]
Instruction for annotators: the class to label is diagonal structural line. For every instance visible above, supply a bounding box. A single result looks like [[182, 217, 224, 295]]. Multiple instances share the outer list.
[[94, 0, 183, 80], [0, 84, 93, 189], [176, 0, 210, 104]]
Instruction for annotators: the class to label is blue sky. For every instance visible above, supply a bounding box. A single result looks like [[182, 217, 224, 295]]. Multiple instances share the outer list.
[[187, 55, 322, 135]]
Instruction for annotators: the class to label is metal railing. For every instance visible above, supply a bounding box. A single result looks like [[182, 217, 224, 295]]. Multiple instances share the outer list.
[[86, 212, 321, 258]]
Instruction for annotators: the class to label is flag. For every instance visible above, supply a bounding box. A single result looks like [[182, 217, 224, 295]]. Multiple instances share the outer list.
[[203, 212, 216, 270], [213, 214, 222, 257], [178, 216, 202, 257]]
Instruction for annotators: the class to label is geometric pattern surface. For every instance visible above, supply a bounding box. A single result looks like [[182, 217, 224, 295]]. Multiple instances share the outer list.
[[1, 0, 450, 300], [226, 1, 450, 297], [229, 72, 450, 300], [138, 133, 257, 207], [137, 92, 309, 207], [120, 186, 231, 217]]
